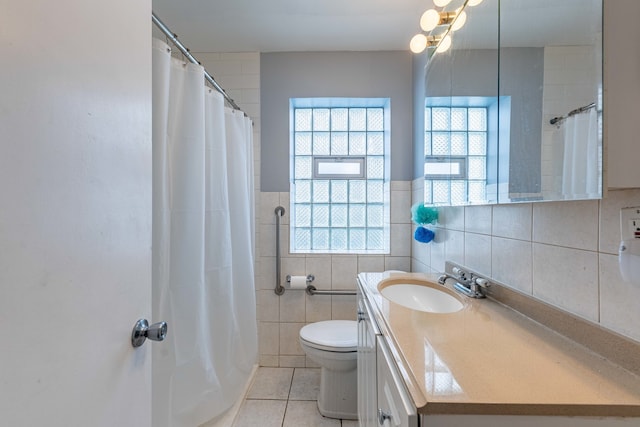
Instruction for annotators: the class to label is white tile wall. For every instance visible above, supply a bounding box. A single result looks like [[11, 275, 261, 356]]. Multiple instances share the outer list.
[[438, 206, 465, 231], [411, 235, 431, 272], [429, 228, 447, 273], [411, 182, 640, 343], [306, 257, 332, 289], [532, 243, 599, 321], [445, 229, 465, 267], [358, 256, 386, 273], [491, 237, 532, 294], [391, 188, 412, 224], [390, 224, 412, 257], [533, 200, 599, 251], [280, 322, 305, 356], [492, 204, 532, 240], [331, 256, 358, 290], [385, 256, 411, 272], [599, 253, 640, 341], [305, 293, 331, 323], [464, 233, 492, 277], [465, 205, 492, 235], [257, 186, 412, 366], [279, 291, 306, 322]]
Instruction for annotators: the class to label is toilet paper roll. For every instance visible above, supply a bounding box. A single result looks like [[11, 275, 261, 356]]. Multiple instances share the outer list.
[[619, 239, 640, 284], [287, 275, 308, 290]]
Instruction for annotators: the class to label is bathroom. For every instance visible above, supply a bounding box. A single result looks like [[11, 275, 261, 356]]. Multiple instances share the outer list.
[[2, 0, 639, 426]]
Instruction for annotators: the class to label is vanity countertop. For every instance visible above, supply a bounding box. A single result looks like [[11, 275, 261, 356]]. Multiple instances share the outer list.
[[358, 271, 640, 417]]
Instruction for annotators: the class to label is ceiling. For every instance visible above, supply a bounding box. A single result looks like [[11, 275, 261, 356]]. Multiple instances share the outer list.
[[150, 0, 600, 53], [151, 0, 427, 52]]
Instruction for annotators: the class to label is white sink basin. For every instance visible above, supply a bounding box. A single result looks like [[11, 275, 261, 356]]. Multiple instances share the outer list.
[[379, 280, 464, 314]]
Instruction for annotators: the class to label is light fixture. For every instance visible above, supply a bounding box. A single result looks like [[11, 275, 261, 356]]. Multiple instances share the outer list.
[[450, 10, 467, 31], [420, 9, 440, 32], [410, 34, 445, 54], [410, 34, 428, 53], [420, 9, 458, 32], [409, 0, 473, 54], [433, 0, 453, 7], [436, 35, 452, 53]]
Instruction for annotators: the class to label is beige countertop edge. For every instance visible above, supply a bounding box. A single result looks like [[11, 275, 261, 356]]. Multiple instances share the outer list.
[[416, 403, 640, 417], [358, 271, 640, 418]]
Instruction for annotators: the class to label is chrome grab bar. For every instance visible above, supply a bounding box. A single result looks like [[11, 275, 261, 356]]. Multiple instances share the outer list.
[[273, 204, 356, 296], [274, 206, 286, 295], [306, 285, 357, 296]]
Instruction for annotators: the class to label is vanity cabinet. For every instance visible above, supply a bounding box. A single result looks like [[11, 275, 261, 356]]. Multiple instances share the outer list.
[[358, 280, 417, 427], [376, 337, 418, 427], [357, 287, 379, 427], [604, 0, 640, 188], [357, 271, 640, 427]]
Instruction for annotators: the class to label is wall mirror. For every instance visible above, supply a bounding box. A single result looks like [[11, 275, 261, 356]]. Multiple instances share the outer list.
[[421, 0, 602, 206]]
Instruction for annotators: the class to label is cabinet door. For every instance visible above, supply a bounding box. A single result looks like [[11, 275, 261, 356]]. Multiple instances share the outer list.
[[605, 0, 640, 188], [376, 337, 418, 427], [358, 291, 378, 427]]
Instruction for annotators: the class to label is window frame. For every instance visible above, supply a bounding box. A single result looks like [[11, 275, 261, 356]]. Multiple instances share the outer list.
[[313, 156, 366, 180], [289, 98, 390, 254], [424, 97, 494, 206]]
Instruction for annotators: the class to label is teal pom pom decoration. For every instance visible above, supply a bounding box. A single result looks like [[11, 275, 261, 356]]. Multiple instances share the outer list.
[[411, 203, 438, 225]]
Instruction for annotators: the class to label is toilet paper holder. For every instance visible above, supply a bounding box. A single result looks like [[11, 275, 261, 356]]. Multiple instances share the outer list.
[[286, 274, 315, 288]]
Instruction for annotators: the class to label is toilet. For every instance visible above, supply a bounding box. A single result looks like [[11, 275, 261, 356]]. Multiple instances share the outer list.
[[299, 320, 358, 420]]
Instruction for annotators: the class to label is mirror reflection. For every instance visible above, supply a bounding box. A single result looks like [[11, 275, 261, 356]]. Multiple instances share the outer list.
[[420, 0, 602, 206]]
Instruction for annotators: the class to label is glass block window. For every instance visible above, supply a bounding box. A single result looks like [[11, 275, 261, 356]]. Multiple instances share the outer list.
[[424, 106, 488, 205], [291, 101, 389, 253]]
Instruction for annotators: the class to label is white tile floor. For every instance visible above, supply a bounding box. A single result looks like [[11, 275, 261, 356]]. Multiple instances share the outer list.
[[232, 367, 358, 427]]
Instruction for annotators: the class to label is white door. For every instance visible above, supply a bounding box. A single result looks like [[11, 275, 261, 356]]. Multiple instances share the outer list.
[[0, 1, 153, 426]]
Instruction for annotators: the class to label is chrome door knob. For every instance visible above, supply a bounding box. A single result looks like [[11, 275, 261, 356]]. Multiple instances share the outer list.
[[131, 319, 168, 348]]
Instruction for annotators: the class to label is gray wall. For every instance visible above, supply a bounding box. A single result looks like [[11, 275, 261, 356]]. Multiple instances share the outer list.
[[260, 51, 414, 191], [500, 47, 544, 196], [412, 52, 429, 179]]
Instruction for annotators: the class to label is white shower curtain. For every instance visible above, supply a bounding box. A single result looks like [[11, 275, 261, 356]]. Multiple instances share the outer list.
[[561, 108, 598, 198], [151, 38, 257, 427]]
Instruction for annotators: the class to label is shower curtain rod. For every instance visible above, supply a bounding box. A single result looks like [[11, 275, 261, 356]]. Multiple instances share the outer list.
[[550, 102, 596, 125], [152, 12, 245, 115]]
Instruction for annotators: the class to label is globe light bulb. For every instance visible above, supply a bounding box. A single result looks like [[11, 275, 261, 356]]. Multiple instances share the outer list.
[[468, 0, 484, 6], [420, 9, 441, 32], [436, 35, 452, 53], [410, 33, 428, 54], [451, 10, 467, 31], [433, 0, 453, 7]]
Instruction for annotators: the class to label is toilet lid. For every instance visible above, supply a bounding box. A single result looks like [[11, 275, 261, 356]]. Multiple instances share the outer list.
[[300, 320, 357, 350]]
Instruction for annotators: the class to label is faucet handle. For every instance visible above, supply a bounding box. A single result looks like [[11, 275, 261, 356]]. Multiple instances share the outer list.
[[452, 266, 468, 281], [474, 277, 490, 288]]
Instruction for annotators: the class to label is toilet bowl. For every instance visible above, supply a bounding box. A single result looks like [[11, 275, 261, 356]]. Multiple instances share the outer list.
[[299, 320, 358, 420]]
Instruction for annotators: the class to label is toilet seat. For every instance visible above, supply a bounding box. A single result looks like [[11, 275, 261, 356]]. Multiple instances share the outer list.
[[300, 320, 357, 352]]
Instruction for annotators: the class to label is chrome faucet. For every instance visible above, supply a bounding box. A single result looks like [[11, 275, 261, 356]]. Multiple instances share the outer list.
[[438, 266, 490, 299], [437, 272, 459, 285]]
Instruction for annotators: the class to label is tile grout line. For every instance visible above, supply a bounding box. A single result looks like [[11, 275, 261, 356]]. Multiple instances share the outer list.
[[281, 399, 289, 427], [287, 367, 295, 400], [280, 367, 296, 427]]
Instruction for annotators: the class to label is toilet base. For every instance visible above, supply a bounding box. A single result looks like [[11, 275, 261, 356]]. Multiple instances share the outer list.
[[317, 364, 358, 420]]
